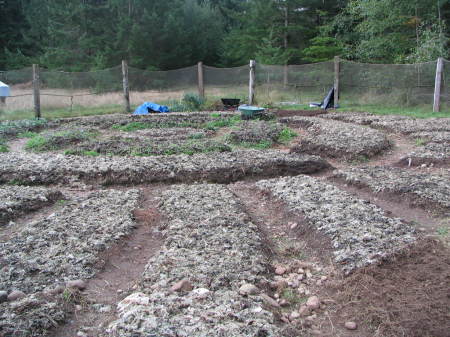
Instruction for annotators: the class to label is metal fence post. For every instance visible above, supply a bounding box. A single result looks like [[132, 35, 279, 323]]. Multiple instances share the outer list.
[[334, 56, 340, 108], [32, 64, 41, 118], [433, 57, 444, 112], [198, 61, 205, 99], [122, 60, 131, 113], [249, 60, 256, 105]]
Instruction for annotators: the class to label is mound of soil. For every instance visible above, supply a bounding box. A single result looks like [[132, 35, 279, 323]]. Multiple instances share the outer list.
[[333, 239, 450, 337], [275, 109, 327, 117]]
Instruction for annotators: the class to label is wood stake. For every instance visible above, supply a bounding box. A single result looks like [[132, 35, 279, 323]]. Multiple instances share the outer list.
[[198, 61, 205, 99], [433, 57, 444, 112], [334, 56, 340, 108], [249, 60, 256, 105], [122, 60, 131, 113], [32, 64, 41, 118]]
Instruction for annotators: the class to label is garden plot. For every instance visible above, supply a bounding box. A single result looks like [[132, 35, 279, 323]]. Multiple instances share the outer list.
[[409, 131, 450, 144], [281, 116, 391, 160], [226, 120, 286, 146], [66, 137, 231, 157], [331, 166, 450, 213], [0, 186, 63, 225], [108, 184, 283, 337], [0, 150, 331, 185], [255, 175, 416, 273], [400, 142, 450, 167], [118, 127, 213, 140], [0, 189, 140, 336]]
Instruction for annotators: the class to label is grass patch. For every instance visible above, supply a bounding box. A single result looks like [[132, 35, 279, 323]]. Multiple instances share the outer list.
[[25, 129, 98, 152], [24, 135, 48, 151], [437, 226, 449, 237], [277, 128, 298, 144], [281, 288, 306, 305], [203, 115, 241, 131], [340, 103, 450, 119], [17, 131, 39, 138], [188, 132, 205, 140], [415, 138, 426, 146], [0, 143, 8, 153], [235, 140, 273, 150]]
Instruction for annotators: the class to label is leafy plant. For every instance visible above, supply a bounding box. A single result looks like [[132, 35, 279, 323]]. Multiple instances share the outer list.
[[17, 131, 39, 138], [277, 128, 298, 144], [182, 93, 205, 111], [415, 138, 427, 146], [203, 115, 241, 130]]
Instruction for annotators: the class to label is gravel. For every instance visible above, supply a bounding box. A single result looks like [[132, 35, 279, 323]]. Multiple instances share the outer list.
[[408, 131, 450, 144], [331, 166, 450, 213], [227, 121, 285, 144], [400, 142, 450, 166], [282, 116, 391, 159], [255, 175, 416, 273], [0, 189, 140, 337], [108, 184, 283, 337], [321, 112, 450, 134], [0, 186, 63, 225], [0, 150, 331, 185]]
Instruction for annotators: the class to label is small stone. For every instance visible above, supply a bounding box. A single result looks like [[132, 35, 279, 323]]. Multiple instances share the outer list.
[[289, 311, 300, 320], [279, 298, 289, 307], [0, 291, 8, 303], [311, 329, 322, 335], [117, 289, 123, 294], [275, 266, 287, 275], [306, 314, 317, 321], [67, 279, 87, 290], [274, 279, 288, 291], [48, 285, 65, 295], [260, 294, 280, 307], [192, 288, 210, 299], [280, 315, 290, 323], [76, 331, 88, 337], [306, 295, 320, 310], [171, 279, 193, 292], [299, 305, 310, 316], [75, 305, 83, 311], [239, 283, 259, 296], [290, 222, 298, 230], [345, 321, 357, 330], [7, 290, 26, 302]]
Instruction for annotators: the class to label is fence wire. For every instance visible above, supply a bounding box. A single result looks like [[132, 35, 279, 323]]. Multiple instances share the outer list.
[[0, 59, 449, 119]]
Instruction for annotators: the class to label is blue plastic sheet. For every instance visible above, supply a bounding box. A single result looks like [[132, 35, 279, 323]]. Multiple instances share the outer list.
[[133, 102, 169, 114], [0, 81, 10, 97]]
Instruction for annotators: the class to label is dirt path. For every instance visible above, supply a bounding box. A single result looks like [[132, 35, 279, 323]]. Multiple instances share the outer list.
[[229, 182, 369, 337], [7, 137, 27, 152], [49, 187, 164, 337]]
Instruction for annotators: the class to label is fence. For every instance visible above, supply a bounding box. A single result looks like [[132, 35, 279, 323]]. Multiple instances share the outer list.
[[0, 58, 449, 119]]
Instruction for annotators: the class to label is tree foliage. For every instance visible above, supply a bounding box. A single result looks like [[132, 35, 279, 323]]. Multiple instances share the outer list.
[[0, 0, 448, 70]]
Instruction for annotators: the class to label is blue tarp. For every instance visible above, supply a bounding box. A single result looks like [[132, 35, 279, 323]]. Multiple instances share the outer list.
[[133, 102, 169, 114], [0, 81, 10, 97]]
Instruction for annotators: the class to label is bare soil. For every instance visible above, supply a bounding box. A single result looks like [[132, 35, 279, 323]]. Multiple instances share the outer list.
[[48, 187, 164, 337]]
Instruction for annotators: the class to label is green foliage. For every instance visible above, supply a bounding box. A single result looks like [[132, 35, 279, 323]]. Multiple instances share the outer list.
[[0, 119, 47, 138], [112, 122, 152, 132], [182, 93, 205, 111], [302, 37, 343, 63], [24, 135, 48, 152], [203, 115, 241, 130], [17, 131, 38, 138], [237, 140, 273, 149], [0, 143, 8, 153], [414, 138, 426, 146], [188, 133, 206, 140], [277, 128, 298, 143], [25, 129, 97, 152]]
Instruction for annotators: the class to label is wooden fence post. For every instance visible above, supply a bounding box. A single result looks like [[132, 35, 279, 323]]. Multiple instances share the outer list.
[[198, 61, 205, 99], [249, 60, 256, 105], [334, 56, 340, 108], [122, 60, 131, 113], [283, 64, 288, 88], [32, 64, 41, 118], [433, 57, 444, 112]]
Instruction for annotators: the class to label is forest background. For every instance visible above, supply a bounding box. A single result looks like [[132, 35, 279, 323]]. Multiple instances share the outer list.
[[1, 0, 449, 71]]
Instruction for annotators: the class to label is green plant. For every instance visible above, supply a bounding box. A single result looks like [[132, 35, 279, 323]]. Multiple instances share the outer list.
[[277, 128, 298, 144], [281, 288, 306, 305], [182, 93, 205, 111], [24, 135, 48, 151], [203, 115, 241, 130], [8, 179, 26, 186], [236, 140, 273, 149], [17, 131, 38, 138], [415, 138, 426, 146], [188, 132, 205, 140], [83, 150, 100, 156], [437, 226, 449, 237]]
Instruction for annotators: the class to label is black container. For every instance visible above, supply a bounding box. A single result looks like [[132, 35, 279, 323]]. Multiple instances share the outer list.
[[221, 98, 241, 107]]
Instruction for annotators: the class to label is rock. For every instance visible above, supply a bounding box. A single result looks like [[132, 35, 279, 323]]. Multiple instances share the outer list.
[[289, 311, 300, 320], [67, 279, 87, 290], [76, 331, 88, 337], [289, 222, 298, 230], [75, 305, 83, 311], [260, 294, 280, 308], [311, 329, 322, 335], [279, 298, 289, 307], [192, 288, 210, 299], [275, 266, 287, 275], [48, 284, 65, 295], [306, 295, 320, 310], [170, 279, 193, 292], [7, 290, 26, 302], [0, 291, 8, 303], [345, 321, 357, 330], [298, 305, 310, 316], [239, 283, 260, 296], [274, 279, 288, 291]]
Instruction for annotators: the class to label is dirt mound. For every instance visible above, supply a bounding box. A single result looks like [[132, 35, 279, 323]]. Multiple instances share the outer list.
[[333, 239, 450, 337], [275, 109, 327, 117]]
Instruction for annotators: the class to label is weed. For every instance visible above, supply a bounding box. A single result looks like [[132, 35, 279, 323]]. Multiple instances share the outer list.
[[24, 135, 48, 151], [188, 133, 205, 140], [182, 93, 205, 111], [84, 150, 100, 156], [277, 128, 298, 144], [210, 113, 221, 118], [56, 199, 67, 206], [203, 115, 241, 130], [437, 226, 449, 237], [17, 131, 38, 138], [281, 288, 306, 305], [414, 138, 426, 146], [8, 179, 26, 186], [0, 138, 8, 152], [112, 122, 151, 132], [235, 140, 273, 150]]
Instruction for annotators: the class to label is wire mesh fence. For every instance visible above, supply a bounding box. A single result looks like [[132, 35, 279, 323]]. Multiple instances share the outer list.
[[0, 58, 448, 120]]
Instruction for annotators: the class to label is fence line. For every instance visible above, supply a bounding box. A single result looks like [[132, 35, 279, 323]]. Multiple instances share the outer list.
[[0, 58, 449, 118]]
